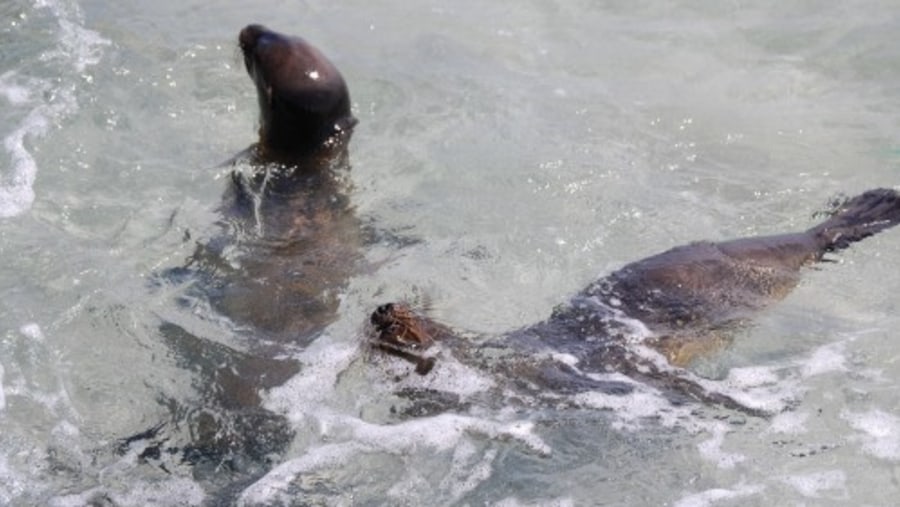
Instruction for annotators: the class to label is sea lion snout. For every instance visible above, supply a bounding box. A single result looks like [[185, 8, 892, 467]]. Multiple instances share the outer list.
[[238, 24, 356, 158]]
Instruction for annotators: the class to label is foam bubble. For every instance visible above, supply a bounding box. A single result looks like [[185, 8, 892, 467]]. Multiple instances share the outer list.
[[0, 0, 109, 218], [0, 364, 5, 412], [50, 17, 110, 73], [262, 340, 357, 420], [767, 410, 809, 435], [0, 455, 25, 505], [0, 99, 42, 218], [0, 73, 31, 104], [574, 382, 696, 431], [801, 342, 847, 378], [47, 488, 108, 507], [239, 411, 549, 505], [723, 366, 780, 387], [337, 412, 551, 456], [494, 498, 575, 507], [673, 484, 764, 507], [842, 409, 900, 460], [392, 351, 495, 397], [697, 422, 745, 470], [783, 470, 847, 499], [237, 442, 358, 505], [49, 478, 205, 507], [18, 323, 44, 341], [437, 440, 497, 502], [265, 334, 494, 426], [695, 365, 798, 415]]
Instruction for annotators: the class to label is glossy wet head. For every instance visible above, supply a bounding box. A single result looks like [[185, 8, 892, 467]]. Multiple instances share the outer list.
[[239, 24, 357, 158], [370, 303, 436, 375]]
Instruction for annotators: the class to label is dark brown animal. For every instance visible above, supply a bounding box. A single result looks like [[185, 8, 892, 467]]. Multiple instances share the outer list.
[[138, 25, 361, 481], [372, 189, 900, 413], [195, 24, 360, 341]]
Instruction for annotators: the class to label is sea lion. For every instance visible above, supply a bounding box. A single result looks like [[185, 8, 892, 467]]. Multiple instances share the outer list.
[[136, 25, 361, 479], [187, 23, 360, 341], [371, 188, 900, 413]]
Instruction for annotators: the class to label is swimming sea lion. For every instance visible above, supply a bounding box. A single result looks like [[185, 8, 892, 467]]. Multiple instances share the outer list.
[[371, 188, 900, 413], [138, 25, 361, 479], [189, 23, 360, 341]]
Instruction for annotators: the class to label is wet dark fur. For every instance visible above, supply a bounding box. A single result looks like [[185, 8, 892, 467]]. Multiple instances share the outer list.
[[372, 189, 900, 414], [131, 25, 360, 482], [199, 24, 360, 340]]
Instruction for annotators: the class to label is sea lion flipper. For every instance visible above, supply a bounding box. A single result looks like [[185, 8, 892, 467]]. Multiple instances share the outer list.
[[809, 188, 900, 252]]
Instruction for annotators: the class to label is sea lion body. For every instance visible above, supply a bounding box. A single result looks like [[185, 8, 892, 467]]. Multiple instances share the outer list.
[[202, 163, 361, 339], [373, 189, 900, 412], [139, 26, 361, 476], [187, 25, 360, 341]]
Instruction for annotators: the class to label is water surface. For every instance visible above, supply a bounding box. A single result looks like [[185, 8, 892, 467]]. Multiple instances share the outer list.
[[2, 0, 900, 504]]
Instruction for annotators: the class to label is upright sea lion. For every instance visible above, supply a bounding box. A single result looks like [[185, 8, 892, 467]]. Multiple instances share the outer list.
[[197, 24, 360, 341], [371, 188, 900, 413], [138, 25, 361, 479]]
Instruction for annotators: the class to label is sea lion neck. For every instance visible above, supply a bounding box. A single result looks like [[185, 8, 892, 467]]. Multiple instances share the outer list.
[[239, 24, 357, 160]]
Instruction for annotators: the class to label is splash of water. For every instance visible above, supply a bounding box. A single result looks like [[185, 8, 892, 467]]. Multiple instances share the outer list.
[[0, 0, 109, 218]]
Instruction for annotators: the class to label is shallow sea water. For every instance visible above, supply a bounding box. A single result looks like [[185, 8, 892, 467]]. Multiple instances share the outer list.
[[2, 0, 900, 505]]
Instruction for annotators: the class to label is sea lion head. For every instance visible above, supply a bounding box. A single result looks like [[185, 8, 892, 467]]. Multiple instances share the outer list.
[[239, 24, 357, 160]]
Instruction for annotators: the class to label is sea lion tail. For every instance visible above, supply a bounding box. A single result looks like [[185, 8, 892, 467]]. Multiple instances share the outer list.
[[809, 188, 900, 251]]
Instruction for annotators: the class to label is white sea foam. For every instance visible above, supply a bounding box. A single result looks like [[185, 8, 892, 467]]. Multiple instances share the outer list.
[[238, 411, 549, 505], [0, 455, 25, 505], [19, 322, 44, 341], [697, 422, 745, 470], [842, 409, 900, 460], [435, 440, 497, 502], [0, 79, 44, 218], [0, 0, 108, 218], [767, 410, 809, 434], [494, 498, 575, 507], [265, 329, 494, 425], [48, 478, 205, 507], [573, 379, 696, 431], [0, 74, 31, 105], [801, 342, 847, 377], [392, 348, 495, 396], [262, 339, 358, 419], [342, 412, 550, 455], [673, 484, 764, 507], [575, 385, 747, 470], [249, 333, 533, 504], [698, 365, 799, 415], [783, 470, 847, 499], [236, 442, 357, 506], [0, 364, 5, 412]]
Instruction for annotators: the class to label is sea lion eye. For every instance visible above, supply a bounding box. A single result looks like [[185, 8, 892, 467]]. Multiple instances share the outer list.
[[371, 303, 394, 327]]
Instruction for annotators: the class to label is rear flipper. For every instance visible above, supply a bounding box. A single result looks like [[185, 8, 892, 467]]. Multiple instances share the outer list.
[[811, 188, 900, 252]]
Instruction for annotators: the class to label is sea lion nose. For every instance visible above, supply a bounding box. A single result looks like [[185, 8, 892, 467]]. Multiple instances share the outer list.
[[371, 303, 394, 327], [239, 24, 270, 52]]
